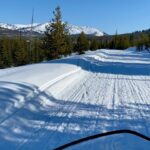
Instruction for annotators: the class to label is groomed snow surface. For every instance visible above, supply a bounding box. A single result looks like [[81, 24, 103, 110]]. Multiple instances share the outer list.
[[0, 48, 150, 150]]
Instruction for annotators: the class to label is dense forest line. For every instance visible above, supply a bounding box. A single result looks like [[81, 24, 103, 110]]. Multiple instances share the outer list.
[[0, 6, 150, 69]]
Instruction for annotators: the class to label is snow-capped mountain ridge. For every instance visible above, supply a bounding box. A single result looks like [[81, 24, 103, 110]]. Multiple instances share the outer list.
[[0, 22, 104, 36]]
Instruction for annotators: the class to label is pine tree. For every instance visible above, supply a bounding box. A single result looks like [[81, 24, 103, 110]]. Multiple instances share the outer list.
[[114, 30, 119, 49], [90, 39, 99, 50], [117, 36, 130, 49], [0, 39, 4, 68], [32, 39, 44, 63], [1, 38, 12, 67], [43, 6, 71, 59], [146, 34, 150, 51], [136, 34, 149, 51], [0, 56, 4, 68], [129, 34, 135, 46], [75, 32, 89, 54], [13, 38, 28, 66]]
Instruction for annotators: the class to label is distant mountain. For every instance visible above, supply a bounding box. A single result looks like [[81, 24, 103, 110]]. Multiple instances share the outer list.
[[0, 22, 104, 36]]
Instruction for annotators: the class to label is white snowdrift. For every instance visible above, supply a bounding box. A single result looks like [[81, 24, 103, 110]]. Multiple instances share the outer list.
[[0, 48, 150, 150]]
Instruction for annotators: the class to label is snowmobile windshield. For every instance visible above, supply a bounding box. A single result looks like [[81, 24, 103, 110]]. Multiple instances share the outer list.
[[54, 130, 150, 150]]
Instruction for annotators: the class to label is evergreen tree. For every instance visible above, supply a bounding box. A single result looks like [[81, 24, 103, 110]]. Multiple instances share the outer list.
[[90, 39, 99, 50], [0, 36, 45, 68], [0, 56, 4, 68], [114, 30, 119, 49], [1, 38, 12, 67], [0, 39, 4, 68], [32, 39, 44, 63], [75, 32, 89, 54], [13, 38, 28, 66], [146, 34, 150, 51], [136, 34, 149, 51], [117, 36, 130, 49], [43, 6, 71, 59], [129, 34, 135, 46]]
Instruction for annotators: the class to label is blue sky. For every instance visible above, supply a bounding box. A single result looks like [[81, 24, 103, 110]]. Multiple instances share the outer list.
[[0, 0, 150, 34]]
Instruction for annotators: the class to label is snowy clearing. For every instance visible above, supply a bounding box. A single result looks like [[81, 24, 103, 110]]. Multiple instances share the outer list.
[[0, 48, 150, 149]]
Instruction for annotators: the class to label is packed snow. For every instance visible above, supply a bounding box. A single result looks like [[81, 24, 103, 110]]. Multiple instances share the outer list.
[[0, 22, 104, 36], [0, 48, 150, 149]]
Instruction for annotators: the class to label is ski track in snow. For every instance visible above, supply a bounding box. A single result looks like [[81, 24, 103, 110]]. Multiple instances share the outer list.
[[0, 68, 81, 126], [0, 48, 150, 149]]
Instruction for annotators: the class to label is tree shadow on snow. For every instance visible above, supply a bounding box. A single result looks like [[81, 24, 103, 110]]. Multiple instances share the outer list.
[[0, 81, 150, 149], [46, 56, 150, 76]]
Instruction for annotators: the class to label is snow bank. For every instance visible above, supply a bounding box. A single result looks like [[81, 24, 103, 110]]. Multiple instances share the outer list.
[[0, 49, 150, 149]]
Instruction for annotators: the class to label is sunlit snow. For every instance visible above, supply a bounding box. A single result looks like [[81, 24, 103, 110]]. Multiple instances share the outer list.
[[0, 48, 150, 149]]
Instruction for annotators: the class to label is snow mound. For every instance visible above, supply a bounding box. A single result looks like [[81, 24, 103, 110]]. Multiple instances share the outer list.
[[0, 49, 150, 149]]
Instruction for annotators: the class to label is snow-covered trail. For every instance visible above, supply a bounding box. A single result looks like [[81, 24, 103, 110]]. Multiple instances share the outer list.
[[0, 49, 150, 149]]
